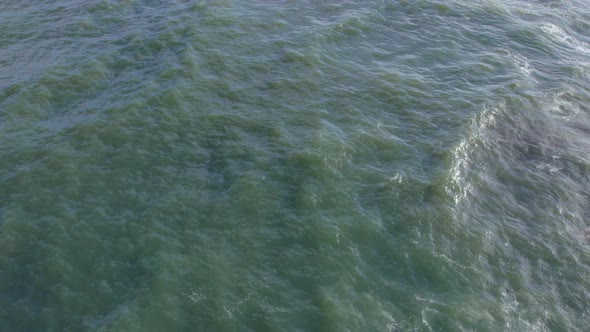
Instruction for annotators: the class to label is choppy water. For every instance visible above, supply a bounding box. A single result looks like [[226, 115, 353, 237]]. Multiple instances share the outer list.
[[1, 0, 590, 331]]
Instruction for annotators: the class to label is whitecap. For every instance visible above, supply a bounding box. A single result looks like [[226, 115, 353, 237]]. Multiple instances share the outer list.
[[541, 23, 590, 54], [505, 50, 535, 81], [548, 91, 582, 118]]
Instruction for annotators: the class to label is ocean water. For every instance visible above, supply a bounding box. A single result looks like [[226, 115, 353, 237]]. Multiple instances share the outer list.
[[1, 0, 589, 330]]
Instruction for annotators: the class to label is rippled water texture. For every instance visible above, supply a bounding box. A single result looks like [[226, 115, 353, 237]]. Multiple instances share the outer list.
[[1, 0, 590, 330]]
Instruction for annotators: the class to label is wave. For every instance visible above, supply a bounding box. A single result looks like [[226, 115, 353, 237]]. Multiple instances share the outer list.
[[447, 103, 501, 208], [445, 90, 590, 329], [542, 23, 590, 54], [505, 50, 536, 82]]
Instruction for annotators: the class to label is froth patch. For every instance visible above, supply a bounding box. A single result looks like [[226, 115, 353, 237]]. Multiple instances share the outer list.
[[541, 23, 590, 54]]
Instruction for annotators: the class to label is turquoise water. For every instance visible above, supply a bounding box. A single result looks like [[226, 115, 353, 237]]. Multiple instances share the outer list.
[[1, 0, 590, 330]]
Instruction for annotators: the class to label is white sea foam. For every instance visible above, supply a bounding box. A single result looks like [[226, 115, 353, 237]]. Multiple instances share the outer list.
[[506, 50, 535, 81], [542, 23, 590, 54], [548, 91, 582, 117]]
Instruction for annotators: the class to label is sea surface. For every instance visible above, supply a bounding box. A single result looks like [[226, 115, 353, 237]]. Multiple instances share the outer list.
[[1, 0, 590, 331]]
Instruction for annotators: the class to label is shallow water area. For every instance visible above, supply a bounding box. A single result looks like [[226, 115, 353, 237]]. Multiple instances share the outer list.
[[1, 0, 590, 331]]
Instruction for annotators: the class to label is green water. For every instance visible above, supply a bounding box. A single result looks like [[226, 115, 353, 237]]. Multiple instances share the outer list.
[[1, 0, 590, 330]]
